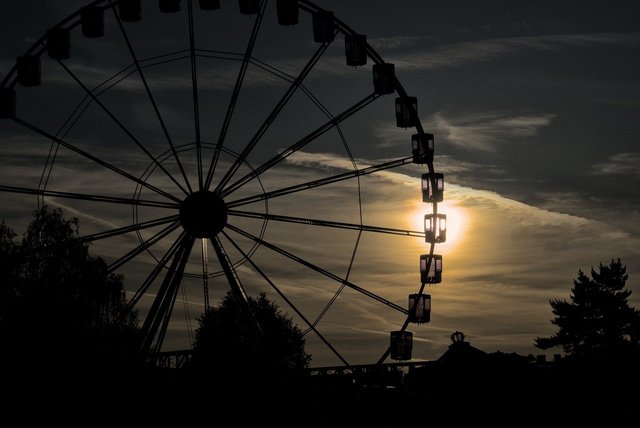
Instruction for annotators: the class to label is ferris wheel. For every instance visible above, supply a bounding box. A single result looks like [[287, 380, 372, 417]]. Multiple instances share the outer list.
[[0, 0, 446, 365]]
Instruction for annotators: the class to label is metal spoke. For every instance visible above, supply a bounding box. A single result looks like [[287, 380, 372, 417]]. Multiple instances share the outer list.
[[211, 235, 262, 334], [201, 239, 210, 312], [222, 230, 349, 366], [78, 215, 179, 243], [12, 117, 182, 203], [140, 235, 194, 354], [124, 231, 187, 315], [220, 93, 377, 197], [108, 1, 193, 194], [107, 221, 181, 273], [187, 0, 203, 190], [203, 0, 268, 188], [227, 156, 413, 208], [55, 59, 190, 196], [213, 40, 334, 193], [229, 210, 424, 238], [38, 50, 192, 204], [0, 185, 178, 209], [226, 223, 407, 314], [155, 237, 195, 353]]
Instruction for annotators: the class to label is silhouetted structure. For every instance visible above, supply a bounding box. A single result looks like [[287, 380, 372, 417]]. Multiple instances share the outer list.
[[438, 331, 487, 364], [1, 0, 446, 363]]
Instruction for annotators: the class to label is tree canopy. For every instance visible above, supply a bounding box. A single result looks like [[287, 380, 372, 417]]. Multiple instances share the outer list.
[[535, 258, 640, 361], [191, 291, 311, 378], [0, 207, 140, 369]]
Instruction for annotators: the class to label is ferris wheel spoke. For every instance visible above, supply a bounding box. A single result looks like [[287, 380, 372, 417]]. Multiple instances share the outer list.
[[78, 214, 180, 243], [124, 230, 187, 316], [203, 0, 268, 189], [94, 51, 192, 99], [226, 156, 413, 208], [220, 93, 377, 198], [107, 220, 181, 273], [0, 184, 179, 209], [109, 2, 193, 195], [228, 209, 424, 238], [221, 230, 350, 366], [200, 238, 210, 312], [213, 40, 334, 194], [54, 58, 190, 197], [11, 117, 182, 203], [154, 237, 196, 354], [211, 235, 263, 334], [140, 235, 195, 355], [226, 223, 407, 314], [187, 0, 203, 190]]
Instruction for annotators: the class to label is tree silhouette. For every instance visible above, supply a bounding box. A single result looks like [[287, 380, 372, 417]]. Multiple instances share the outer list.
[[535, 258, 640, 361], [191, 291, 311, 379], [0, 207, 140, 369]]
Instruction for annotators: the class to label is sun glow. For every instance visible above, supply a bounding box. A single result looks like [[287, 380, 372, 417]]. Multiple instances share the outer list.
[[411, 200, 468, 254]]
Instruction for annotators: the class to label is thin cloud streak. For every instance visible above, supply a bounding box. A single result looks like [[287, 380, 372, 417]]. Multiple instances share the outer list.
[[371, 112, 556, 153], [386, 33, 640, 72], [430, 112, 557, 152], [368, 35, 423, 50], [38, 33, 639, 96], [591, 152, 640, 177]]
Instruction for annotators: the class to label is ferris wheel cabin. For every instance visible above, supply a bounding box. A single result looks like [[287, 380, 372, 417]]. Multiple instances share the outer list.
[[396, 96, 418, 128], [421, 172, 444, 203], [16, 55, 41, 87], [390, 331, 413, 361], [0, 88, 15, 119], [46, 28, 71, 60], [408, 293, 431, 324], [345, 34, 367, 66], [420, 254, 443, 284], [425, 213, 446, 243], [119, 0, 142, 22], [412, 133, 434, 164], [81, 6, 105, 38], [239, 0, 260, 15], [373, 63, 396, 95], [200, 0, 220, 10], [312, 10, 335, 43], [277, 0, 299, 26], [159, 0, 182, 14]]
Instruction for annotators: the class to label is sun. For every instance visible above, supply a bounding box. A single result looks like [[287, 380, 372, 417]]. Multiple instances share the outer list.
[[411, 200, 468, 254]]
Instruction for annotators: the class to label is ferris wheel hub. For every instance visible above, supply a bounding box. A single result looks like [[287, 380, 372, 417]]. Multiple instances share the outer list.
[[179, 190, 227, 238]]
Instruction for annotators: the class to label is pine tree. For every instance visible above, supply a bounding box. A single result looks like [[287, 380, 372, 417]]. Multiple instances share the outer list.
[[535, 259, 640, 361]]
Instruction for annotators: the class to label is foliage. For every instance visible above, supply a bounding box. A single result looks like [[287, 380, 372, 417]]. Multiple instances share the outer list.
[[191, 291, 311, 377], [535, 258, 640, 361], [0, 207, 140, 368]]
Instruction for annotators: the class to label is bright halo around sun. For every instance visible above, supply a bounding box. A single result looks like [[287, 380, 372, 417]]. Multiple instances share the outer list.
[[411, 200, 468, 254]]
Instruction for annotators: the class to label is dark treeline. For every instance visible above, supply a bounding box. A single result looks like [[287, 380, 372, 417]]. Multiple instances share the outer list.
[[0, 207, 140, 370], [1, 208, 639, 423]]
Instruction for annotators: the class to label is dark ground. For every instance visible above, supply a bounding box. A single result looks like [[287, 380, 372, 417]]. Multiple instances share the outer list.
[[5, 358, 637, 425]]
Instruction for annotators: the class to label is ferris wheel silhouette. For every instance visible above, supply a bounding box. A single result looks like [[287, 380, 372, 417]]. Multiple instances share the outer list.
[[0, 0, 446, 366]]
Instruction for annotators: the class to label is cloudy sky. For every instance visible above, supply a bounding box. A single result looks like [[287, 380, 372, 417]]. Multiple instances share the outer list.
[[1, 0, 639, 366]]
